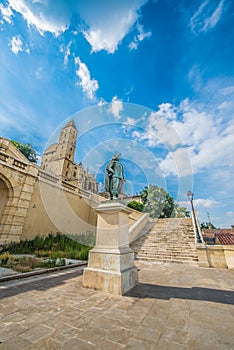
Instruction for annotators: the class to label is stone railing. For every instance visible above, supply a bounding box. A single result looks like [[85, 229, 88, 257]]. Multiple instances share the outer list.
[[197, 245, 234, 269], [78, 188, 103, 205], [129, 212, 150, 244], [0, 150, 28, 171], [0, 152, 9, 162], [38, 169, 60, 184], [12, 159, 28, 170], [62, 180, 77, 191]]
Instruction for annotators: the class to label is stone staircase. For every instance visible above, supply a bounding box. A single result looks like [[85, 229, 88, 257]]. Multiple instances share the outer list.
[[130, 218, 198, 264]]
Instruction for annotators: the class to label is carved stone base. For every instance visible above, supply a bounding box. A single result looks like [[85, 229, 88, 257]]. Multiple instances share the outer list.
[[82, 202, 138, 295], [83, 248, 138, 295]]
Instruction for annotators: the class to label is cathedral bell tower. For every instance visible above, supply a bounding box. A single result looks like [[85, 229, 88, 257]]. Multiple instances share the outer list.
[[57, 120, 78, 161], [41, 120, 78, 180], [41, 119, 97, 192]]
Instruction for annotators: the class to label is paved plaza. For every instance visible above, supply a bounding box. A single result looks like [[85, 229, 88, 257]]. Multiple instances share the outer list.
[[0, 262, 233, 349]]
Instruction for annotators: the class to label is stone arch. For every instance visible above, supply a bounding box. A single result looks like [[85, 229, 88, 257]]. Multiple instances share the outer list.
[[0, 173, 13, 221]]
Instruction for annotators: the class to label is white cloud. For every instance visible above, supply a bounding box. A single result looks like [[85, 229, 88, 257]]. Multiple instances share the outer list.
[[159, 147, 193, 177], [6, 0, 149, 53], [128, 41, 138, 51], [97, 98, 107, 106], [35, 67, 42, 80], [74, 57, 98, 101], [60, 41, 72, 65], [128, 23, 151, 51], [190, 0, 225, 34], [8, 0, 68, 35], [8, 35, 30, 55], [126, 117, 137, 125], [81, 1, 148, 53], [220, 85, 234, 95], [0, 3, 14, 24], [134, 103, 181, 148], [108, 97, 123, 120], [9, 36, 23, 54], [179, 198, 221, 210], [136, 98, 234, 177], [193, 198, 221, 209], [203, 0, 225, 31]]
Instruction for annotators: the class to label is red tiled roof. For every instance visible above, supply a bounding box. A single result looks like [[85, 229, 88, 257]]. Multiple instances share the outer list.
[[216, 232, 234, 245], [202, 228, 234, 245]]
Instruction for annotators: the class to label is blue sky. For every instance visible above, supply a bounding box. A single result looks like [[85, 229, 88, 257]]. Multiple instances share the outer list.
[[0, 0, 233, 228]]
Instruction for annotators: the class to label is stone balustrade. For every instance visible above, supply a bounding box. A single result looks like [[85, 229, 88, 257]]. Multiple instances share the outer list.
[[197, 244, 234, 269], [0, 150, 28, 171], [39, 169, 60, 184]]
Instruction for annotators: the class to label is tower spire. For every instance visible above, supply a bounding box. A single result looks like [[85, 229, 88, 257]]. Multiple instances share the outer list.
[[63, 119, 77, 130]]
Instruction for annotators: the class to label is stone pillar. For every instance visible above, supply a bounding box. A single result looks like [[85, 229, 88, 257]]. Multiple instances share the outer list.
[[196, 244, 210, 267], [82, 202, 138, 295]]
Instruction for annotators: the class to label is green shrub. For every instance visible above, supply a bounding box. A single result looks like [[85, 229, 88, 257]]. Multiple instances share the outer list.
[[4, 232, 95, 256], [57, 258, 66, 266], [42, 258, 57, 268], [0, 252, 11, 265], [127, 200, 144, 212], [80, 247, 92, 261]]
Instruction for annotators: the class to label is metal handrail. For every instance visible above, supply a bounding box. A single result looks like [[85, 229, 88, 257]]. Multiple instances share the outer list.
[[191, 209, 204, 244], [187, 191, 204, 244]]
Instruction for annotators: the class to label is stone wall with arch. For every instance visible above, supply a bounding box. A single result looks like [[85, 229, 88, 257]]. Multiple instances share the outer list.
[[0, 137, 98, 245], [0, 138, 38, 244]]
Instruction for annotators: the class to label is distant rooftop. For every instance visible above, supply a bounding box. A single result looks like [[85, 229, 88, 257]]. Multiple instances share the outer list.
[[202, 227, 234, 245]]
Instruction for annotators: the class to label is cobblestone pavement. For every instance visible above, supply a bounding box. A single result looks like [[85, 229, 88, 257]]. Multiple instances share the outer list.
[[0, 262, 233, 349]]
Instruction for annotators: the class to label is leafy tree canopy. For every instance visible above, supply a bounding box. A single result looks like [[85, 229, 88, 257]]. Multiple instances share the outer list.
[[140, 185, 188, 219], [140, 185, 175, 218], [173, 204, 190, 218], [11, 140, 37, 163], [127, 200, 144, 212], [201, 222, 216, 230]]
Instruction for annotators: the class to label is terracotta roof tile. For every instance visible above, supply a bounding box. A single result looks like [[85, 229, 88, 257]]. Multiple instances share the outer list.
[[216, 232, 234, 245], [202, 228, 234, 245]]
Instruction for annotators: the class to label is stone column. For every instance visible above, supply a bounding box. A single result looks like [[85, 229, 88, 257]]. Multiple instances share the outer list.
[[82, 201, 138, 295]]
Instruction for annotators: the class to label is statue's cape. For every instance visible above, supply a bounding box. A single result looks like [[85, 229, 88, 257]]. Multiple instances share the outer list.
[[104, 169, 111, 191]]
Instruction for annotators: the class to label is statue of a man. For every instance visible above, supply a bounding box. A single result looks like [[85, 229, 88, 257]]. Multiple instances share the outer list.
[[104, 154, 125, 199]]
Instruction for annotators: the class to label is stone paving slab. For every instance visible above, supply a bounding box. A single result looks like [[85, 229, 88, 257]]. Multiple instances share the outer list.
[[0, 262, 233, 349]]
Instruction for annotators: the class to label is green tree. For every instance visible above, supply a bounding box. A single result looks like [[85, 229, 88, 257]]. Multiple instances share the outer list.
[[11, 140, 37, 163], [140, 185, 175, 218], [173, 204, 190, 218], [127, 200, 144, 212], [201, 222, 216, 230]]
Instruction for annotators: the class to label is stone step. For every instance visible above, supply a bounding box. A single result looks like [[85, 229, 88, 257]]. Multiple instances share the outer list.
[[131, 217, 198, 265], [138, 242, 195, 245], [138, 248, 197, 253], [138, 244, 196, 249], [136, 253, 197, 257], [136, 256, 198, 264]]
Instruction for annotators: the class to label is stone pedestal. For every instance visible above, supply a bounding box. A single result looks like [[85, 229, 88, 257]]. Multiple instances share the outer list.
[[82, 202, 138, 295]]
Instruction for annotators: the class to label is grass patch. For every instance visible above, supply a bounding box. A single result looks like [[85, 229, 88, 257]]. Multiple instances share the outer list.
[[0, 254, 67, 273], [0, 232, 95, 273], [4, 232, 94, 260]]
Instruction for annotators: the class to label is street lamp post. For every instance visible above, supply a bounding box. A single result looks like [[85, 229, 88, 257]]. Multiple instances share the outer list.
[[187, 191, 202, 243]]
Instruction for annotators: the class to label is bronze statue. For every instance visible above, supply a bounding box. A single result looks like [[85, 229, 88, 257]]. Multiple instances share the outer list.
[[104, 154, 125, 199]]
